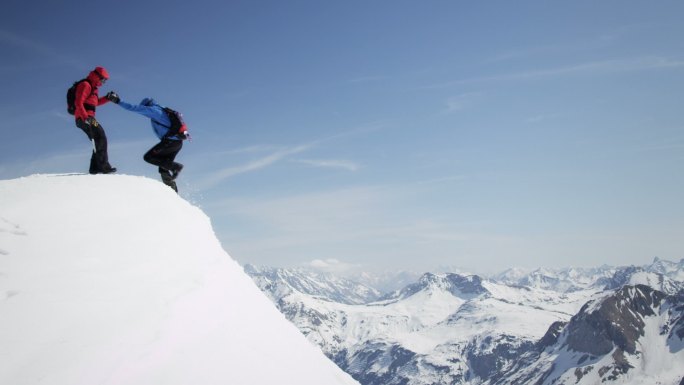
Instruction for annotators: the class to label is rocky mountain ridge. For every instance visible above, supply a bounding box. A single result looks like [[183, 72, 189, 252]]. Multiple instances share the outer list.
[[246, 258, 684, 385]]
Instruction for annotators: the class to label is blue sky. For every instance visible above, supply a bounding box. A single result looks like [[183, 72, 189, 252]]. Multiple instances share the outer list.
[[1, 1, 683, 275]]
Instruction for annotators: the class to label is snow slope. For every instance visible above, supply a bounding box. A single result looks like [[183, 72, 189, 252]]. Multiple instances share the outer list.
[[0, 174, 358, 385]]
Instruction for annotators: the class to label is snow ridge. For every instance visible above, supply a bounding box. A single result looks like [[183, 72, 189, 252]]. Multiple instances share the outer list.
[[0, 174, 358, 385]]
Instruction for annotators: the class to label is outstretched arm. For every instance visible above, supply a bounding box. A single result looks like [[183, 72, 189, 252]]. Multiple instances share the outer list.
[[116, 99, 165, 121], [96, 96, 110, 106]]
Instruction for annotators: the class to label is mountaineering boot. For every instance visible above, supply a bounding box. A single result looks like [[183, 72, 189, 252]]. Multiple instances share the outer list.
[[171, 163, 183, 180], [160, 171, 178, 193]]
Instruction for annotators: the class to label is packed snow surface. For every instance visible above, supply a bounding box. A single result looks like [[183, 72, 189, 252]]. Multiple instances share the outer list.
[[0, 174, 358, 385]]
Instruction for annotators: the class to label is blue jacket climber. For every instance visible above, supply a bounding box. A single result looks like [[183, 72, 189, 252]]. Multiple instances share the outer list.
[[116, 98, 186, 141], [106, 93, 187, 192]]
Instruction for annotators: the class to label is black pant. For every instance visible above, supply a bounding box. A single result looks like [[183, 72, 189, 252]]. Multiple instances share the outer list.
[[143, 138, 183, 173], [77, 118, 113, 174]]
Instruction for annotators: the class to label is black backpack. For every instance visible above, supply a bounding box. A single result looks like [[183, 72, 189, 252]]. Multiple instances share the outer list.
[[154, 107, 188, 139], [66, 79, 90, 115]]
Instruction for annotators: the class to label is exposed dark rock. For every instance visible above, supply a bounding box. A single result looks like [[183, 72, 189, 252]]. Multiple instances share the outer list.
[[671, 290, 684, 342], [343, 342, 417, 385], [603, 266, 642, 290], [565, 285, 666, 355], [466, 335, 533, 380], [607, 349, 633, 380], [536, 321, 566, 351], [492, 285, 684, 385], [574, 365, 592, 382]]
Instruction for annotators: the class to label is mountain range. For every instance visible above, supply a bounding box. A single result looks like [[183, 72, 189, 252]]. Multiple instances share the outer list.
[[245, 258, 684, 385]]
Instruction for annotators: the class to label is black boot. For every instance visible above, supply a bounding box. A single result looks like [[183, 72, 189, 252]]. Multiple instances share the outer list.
[[171, 163, 183, 180], [160, 171, 178, 193]]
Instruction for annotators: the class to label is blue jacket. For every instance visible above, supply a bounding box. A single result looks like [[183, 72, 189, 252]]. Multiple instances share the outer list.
[[117, 100, 182, 140]]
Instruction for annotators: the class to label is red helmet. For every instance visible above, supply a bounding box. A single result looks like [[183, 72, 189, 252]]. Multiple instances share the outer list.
[[87, 66, 109, 87], [93, 66, 109, 80]]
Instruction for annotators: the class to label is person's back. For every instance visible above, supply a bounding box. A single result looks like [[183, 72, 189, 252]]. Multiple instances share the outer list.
[[115, 97, 187, 141]]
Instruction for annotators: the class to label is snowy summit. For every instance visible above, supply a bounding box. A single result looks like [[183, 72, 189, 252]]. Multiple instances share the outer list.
[[0, 174, 358, 385]]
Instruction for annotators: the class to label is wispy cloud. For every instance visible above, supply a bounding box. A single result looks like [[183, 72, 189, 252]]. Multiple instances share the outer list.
[[444, 92, 482, 113], [196, 144, 312, 189], [194, 123, 386, 189], [488, 33, 621, 63], [210, 185, 393, 242], [348, 75, 387, 83], [306, 258, 360, 273], [416, 175, 466, 185], [0, 29, 84, 70], [0, 139, 154, 180], [210, 183, 523, 271], [210, 183, 478, 246], [0, 149, 86, 179], [205, 145, 283, 157], [426, 56, 684, 89], [293, 158, 360, 171], [526, 113, 562, 123], [633, 137, 684, 153], [516, 56, 684, 77]]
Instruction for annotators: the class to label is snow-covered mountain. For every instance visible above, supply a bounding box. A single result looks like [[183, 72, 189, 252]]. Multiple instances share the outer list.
[[497, 285, 684, 385], [494, 265, 617, 292], [244, 264, 382, 304], [0, 174, 358, 385], [649, 257, 684, 282], [247, 267, 598, 384], [493, 258, 684, 293], [605, 266, 684, 295], [246, 261, 684, 385]]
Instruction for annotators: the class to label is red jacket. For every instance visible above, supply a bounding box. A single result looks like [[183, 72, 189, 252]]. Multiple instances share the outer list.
[[74, 70, 110, 122]]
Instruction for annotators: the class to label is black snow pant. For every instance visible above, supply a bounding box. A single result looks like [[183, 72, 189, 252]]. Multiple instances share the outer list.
[[144, 138, 183, 192], [77, 118, 114, 174]]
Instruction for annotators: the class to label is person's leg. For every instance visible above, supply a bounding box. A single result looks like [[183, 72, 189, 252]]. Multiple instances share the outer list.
[[145, 140, 182, 191], [168, 141, 183, 179], [90, 119, 115, 173], [77, 119, 100, 174], [89, 154, 98, 174], [144, 139, 182, 172]]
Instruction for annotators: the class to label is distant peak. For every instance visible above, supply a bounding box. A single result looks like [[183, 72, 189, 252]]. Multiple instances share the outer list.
[[392, 272, 488, 299]]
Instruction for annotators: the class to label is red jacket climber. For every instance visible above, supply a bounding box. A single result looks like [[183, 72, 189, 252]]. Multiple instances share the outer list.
[[73, 66, 117, 174]]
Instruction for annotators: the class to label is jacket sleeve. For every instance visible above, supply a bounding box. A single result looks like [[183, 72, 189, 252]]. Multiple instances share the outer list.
[[117, 100, 165, 121], [97, 96, 110, 106], [73, 81, 91, 121]]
